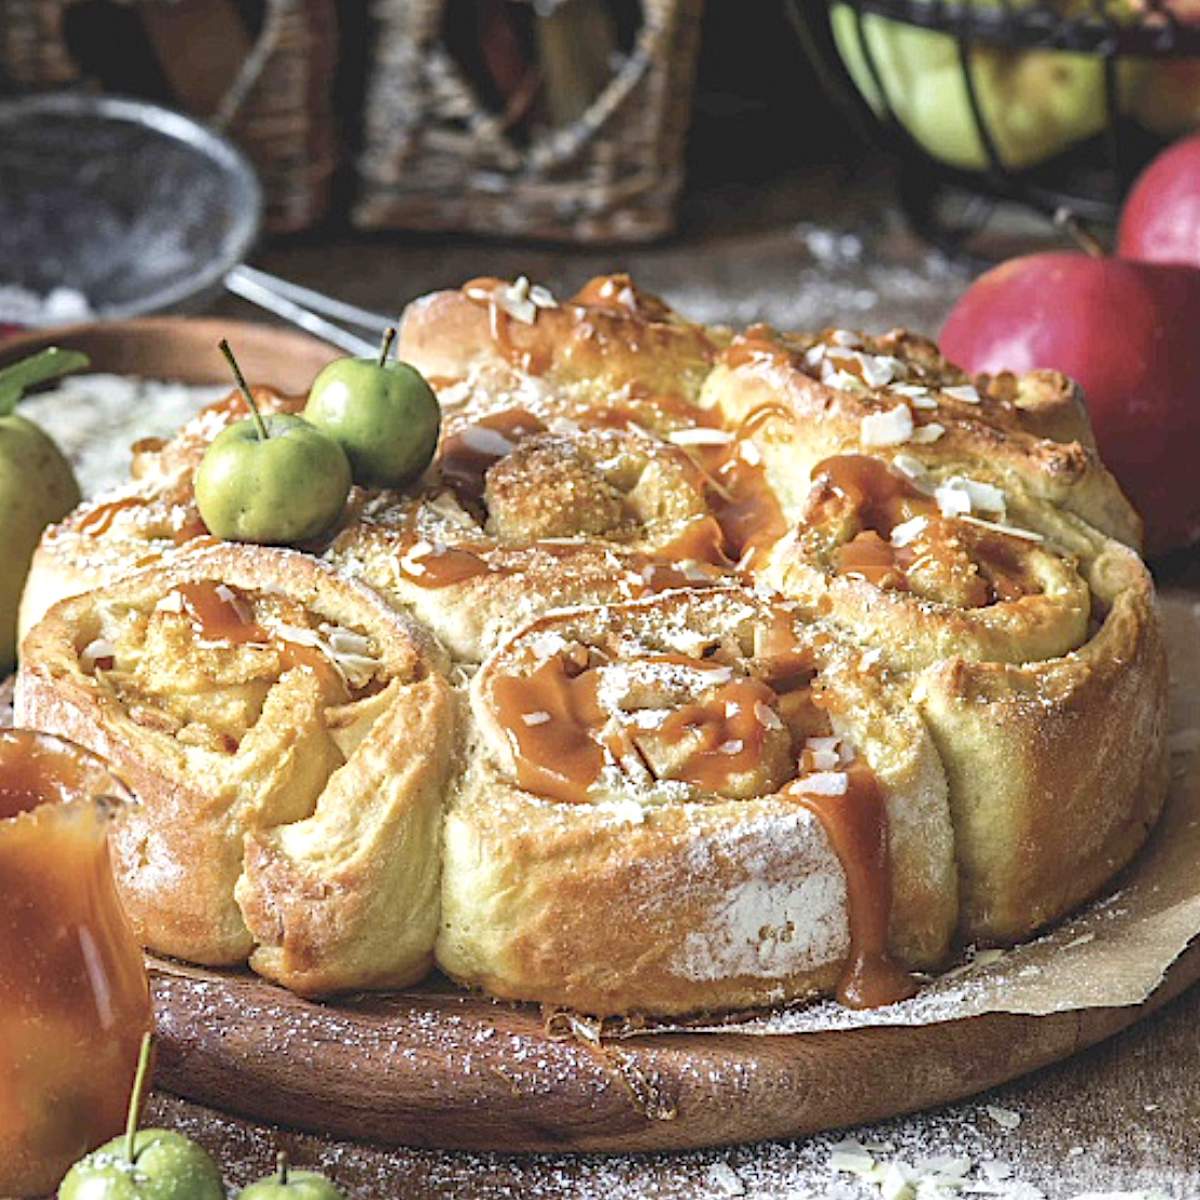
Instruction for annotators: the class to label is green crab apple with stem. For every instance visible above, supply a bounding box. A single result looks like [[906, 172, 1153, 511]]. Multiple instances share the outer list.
[[304, 326, 441, 489], [195, 340, 352, 545], [236, 1151, 345, 1200], [57, 1033, 225, 1199], [0, 346, 86, 672]]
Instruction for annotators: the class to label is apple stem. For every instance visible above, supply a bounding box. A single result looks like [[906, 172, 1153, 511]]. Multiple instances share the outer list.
[[219, 338, 269, 441], [378, 326, 397, 367], [1053, 207, 1106, 259], [124, 1032, 153, 1164], [277, 1150, 289, 1185]]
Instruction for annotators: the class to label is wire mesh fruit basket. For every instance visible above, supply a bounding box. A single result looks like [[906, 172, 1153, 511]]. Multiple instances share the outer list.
[[790, 0, 1200, 248]]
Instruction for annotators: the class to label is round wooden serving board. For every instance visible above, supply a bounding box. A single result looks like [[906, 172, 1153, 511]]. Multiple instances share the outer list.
[[150, 942, 1200, 1154]]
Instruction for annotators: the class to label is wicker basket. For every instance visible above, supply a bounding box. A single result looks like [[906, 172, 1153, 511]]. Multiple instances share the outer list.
[[354, 0, 704, 242], [0, 0, 338, 233]]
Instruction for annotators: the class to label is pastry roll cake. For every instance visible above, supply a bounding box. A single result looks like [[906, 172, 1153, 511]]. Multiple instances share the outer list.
[[439, 589, 955, 1016], [15, 545, 456, 995], [14, 272, 1170, 1016]]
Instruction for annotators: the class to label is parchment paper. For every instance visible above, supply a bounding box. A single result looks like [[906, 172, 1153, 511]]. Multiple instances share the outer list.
[[607, 589, 1200, 1037]]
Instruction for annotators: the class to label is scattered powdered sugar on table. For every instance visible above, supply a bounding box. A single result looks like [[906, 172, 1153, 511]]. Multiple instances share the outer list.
[[18, 373, 226, 497]]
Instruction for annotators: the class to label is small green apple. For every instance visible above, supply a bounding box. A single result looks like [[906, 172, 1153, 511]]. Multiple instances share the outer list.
[[236, 1152, 345, 1200], [194, 340, 351, 545], [304, 328, 440, 489], [0, 347, 86, 672]]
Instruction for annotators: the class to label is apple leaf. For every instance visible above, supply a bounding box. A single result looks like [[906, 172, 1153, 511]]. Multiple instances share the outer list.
[[0, 347, 90, 416]]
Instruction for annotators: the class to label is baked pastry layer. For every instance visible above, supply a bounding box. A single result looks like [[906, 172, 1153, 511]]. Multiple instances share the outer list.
[[16, 544, 456, 995], [15, 272, 1169, 1013], [441, 588, 955, 1015]]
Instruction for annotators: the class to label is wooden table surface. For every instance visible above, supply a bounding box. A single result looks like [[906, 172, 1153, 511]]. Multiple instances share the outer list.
[[25, 169, 1200, 1196]]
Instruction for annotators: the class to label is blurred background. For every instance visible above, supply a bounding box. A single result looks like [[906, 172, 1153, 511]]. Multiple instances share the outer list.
[[4, 0, 1200, 335]]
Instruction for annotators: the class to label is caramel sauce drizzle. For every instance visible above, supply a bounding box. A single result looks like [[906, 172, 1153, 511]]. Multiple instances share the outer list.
[[489, 619, 914, 1009], [78, 496, 209, 545], [811, 455, 1038, 608], [490, 654, 610, 805], [172, 582, 340, 687], [655, 676, 780, 794], [786, 761, 917, 1009], [439, 407, 548, 508], [462, 277, 552, 375]]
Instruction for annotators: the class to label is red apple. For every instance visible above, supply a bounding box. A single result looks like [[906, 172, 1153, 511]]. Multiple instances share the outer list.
[[1117, 133, 1200, 269], [940, 251, 1200, 556]]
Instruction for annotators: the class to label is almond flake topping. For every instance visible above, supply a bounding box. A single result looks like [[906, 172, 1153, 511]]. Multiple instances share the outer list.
[[521, 711, 551, 726], [667, 427, 735, 446], [719, 739, 744, 755], [910, 422, 945, 444], [959, 514, 1044, 542], [755, 701, 784, 730], [942, 383, 981, 404], [80, 637, 116, 672], [739, 440, 763, 466], [890, 515, 928, 547], [860, 403, 914, 447], [459, 425, 516, 457], [793, 770, 848, 797], [935, 476, 1006, 518]]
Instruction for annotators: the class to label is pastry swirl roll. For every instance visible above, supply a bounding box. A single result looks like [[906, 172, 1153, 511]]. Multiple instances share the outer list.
[[397, 273, 724, 423], [327, 421, 741, 661], [16, 545, 456, 995], [438, 588, 956, 1016], [700, 324, 1142, 552], [18, 387, 301, 645], [759, 452, 1093, 670], [915, 538, 1168, 942]]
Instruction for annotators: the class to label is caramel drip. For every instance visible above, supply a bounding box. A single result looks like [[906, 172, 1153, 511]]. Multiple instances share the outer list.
[[721, 324, 792, 371], [654, 516, 729, 568], [77, 496, 210, 546], [788, 761, 917, 1009], [835, 530, 909, 588], [570, 274, 673, 321], [811, 455, 1037, 608], [491, 655, 608, 804], [77, 496, 152, 537], [655, 677, 780, 793], [439, 408, 547, 506], [400, 542, 505, 590], [176, 581, 269, 644]]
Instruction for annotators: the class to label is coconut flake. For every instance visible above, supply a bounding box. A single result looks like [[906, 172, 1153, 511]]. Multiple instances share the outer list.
[[521, 711, 551, 726], [739, 440, 763, 466], [755, 701, 784, 731], [459, 425, 516, 457]]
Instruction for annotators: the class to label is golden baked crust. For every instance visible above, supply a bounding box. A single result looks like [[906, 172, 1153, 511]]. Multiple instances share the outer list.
[[14, 272, 1170, 1014], [16, 545, 456, 995], [441, 589, 955, 1015]]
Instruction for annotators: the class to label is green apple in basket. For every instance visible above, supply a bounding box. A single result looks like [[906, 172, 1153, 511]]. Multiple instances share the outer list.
[[0, 347, 85, 674], [829, 1, 1110, 171]]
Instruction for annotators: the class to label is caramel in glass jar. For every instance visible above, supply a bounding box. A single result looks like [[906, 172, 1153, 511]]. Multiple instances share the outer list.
[[0, 729, 151, 1197]]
